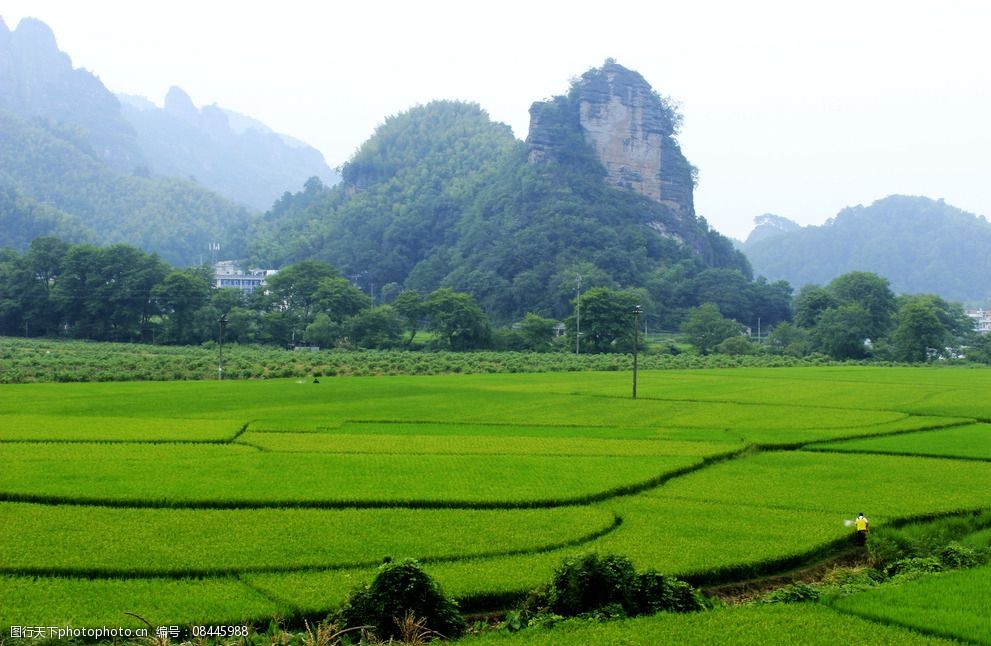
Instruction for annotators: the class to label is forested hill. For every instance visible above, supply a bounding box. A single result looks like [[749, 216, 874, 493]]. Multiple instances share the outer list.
[[0, 16, 256, 264], [0, 109, 250, 265], [0, 15, 340, 264], [743, 195, 991, 301], [249, 63, 751, 324]]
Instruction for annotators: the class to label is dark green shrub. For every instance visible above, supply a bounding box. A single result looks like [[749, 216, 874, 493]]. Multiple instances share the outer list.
[[884, 556, 944, 578], [634, 571, 707, 613], [333, 559, 466, 640], [938, 542, 978, 569], [762, 582, 820, 604], [545, 554, 705, 619], [548, 553, 637, 616]]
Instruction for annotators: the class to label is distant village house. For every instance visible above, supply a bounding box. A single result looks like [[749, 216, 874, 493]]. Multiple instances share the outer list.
[[213, 261, 277, 295], [966, 309, 991, 334]]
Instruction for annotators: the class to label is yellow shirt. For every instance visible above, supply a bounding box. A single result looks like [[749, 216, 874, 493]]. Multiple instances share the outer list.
[[856, 517, 869, 531]]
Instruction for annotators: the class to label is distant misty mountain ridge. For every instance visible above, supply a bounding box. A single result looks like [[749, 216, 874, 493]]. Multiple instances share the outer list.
[[742, 195, 991, 303], [0, 14, 339, 264], [118, 92, 318, 151], [1, 15, 336, 211], [117, 85, 339, 210]]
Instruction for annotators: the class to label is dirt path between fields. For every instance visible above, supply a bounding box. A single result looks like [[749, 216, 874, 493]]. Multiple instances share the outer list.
[[702, 547, 869, 603]]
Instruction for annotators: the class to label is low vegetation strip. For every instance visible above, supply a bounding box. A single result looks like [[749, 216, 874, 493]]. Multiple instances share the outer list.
[[0, 337, 843, 383], [810, 423, 991, 461], [0, 442, 705, 508], [0, 503, 620, 577], [828, 564, 991, 644]]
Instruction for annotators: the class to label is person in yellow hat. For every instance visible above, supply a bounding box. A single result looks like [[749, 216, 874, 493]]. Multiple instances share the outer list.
[[855, 512, 870, 545]]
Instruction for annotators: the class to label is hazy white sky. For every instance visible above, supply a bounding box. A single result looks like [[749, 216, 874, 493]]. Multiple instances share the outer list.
[[3, 0, 988, 239]]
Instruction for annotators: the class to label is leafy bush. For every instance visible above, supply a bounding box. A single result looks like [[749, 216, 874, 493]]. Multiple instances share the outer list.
[[634, 570, 707, 613], [938, 542, 979, 569], [715, 336, 757, 356], [549, 553, 637, 616], [884, 556, 944, 578], [333, 559, 466, 640], [761, 582, 821, 604], [544, 553, 705, 619]]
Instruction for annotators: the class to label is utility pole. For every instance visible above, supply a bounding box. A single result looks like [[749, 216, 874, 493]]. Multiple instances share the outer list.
[[632, 305, 642, 399], [218, 314, 228, 380], [575, 274, 582, 355]]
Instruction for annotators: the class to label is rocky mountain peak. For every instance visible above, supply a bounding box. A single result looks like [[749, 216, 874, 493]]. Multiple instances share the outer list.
[[164, 85, 199, 122], [1, 17, 72, 85], [526, 60, 696, 221], [11, 17, 57, 48]]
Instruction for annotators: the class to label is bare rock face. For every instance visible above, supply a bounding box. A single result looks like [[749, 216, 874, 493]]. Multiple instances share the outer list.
[[527, 61, 696, 220]]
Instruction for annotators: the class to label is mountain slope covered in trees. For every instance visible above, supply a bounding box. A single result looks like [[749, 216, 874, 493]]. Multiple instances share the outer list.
[[249, 64, 753, 325], [744, 195, 991, 302], [0, 108, 250, 265], [0, 15, 342, 263]]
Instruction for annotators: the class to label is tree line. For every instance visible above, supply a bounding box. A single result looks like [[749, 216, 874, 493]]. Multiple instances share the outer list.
[[0, 239, 520, 351], [1, 238, 987, 363], [680, 271, 985, 363]]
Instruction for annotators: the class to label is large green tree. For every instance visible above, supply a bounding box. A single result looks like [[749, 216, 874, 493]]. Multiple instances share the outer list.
[[680, 303, 743, 355], [422, 288, 491, 351], [153, 268, 213, 345], [812, 304, 873, 359], [827, 271, 897, 340], [515, 312, 559, 352], [263, 260, 343, 345], [566, 287, 641, 354], [346, 305, 404, 349], [890, 298, 949, 362], [793, 285, 839, 329]]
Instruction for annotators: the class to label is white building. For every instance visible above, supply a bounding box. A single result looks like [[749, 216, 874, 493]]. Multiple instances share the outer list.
[[965, 309, 991, 334], [213, 261, 277, 295]]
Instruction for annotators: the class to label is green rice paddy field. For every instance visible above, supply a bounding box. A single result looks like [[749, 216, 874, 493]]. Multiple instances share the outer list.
[[1, 366, 990, 643]]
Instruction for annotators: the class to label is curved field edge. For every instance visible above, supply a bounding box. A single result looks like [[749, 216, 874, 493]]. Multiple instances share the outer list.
[[0, 504, 622, 577], [0, 443, 720, 509], [237, 501, 867, 616], [649, 450, 991, 518], [809, 423, 991, 461], [0, 448, 745, 510], [826, 564, 991, 644]]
